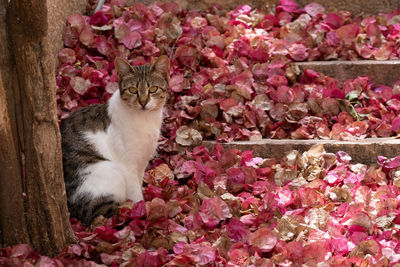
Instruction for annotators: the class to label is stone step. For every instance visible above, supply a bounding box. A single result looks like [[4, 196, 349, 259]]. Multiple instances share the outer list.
[[296, 0, 400, 15], [202, 137, 400, 164], [295, 60, 400, 86], [159, 0, 400, 15]]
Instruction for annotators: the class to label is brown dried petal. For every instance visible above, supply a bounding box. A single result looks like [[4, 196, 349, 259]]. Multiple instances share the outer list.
[[95, 241, 116, 254], [302, 144, 325, 165], [175, 126, 203, 146], [145, 198, 167, 221], [285, 63, 301, 83], [307, 97, 322, 115], [156, 12, 182, 40], [349, 240, 380, 258], [322, 153, 337, 169], [170, 231, 188, 244], [197, 181, 215, 199], [200, 103, 219, 120], [283, 150, 301, 167], [321, 98, 340, 115], [276, 215, 304, 241], [166, 200, 183, 218], [274, 167, 298, 186], [305, 208, 329, 231], [149, 163, 174, 180], [375, 214, 395, 229], [393, 169, 400, 188], [303, 165, 324, 182], [276, 217, 296, 241], [329, 187, 352, 202], [286, 103, 308, 121], [252, 94, 274, 111], [363, 165, 387, 185]]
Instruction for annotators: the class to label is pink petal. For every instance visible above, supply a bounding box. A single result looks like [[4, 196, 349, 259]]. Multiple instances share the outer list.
[[336, 24, 359, 45], [67, 14, 86, 33], [392, 117, 400, 132], [121, 31, 142, 50], [169, 74, 184, 92], [304, 3, 325, 17], [276, 0, 298, 13], [58, 48, 76, 64], [249, 227, 277, 252], [70, 77, 90, 95], [80, 25, 95, 47]]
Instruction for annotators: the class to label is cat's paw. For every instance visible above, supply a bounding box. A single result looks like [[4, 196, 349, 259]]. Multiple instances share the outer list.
[[90, 215, 107, 230], [126, 194, 144, 203], [89, 202, 119, 229], [126, 187, 144, 203]]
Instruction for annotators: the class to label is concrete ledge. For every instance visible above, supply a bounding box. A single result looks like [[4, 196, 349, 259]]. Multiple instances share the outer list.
[[142, 0, 400, 14], [202, 138, 400, 164], [295, 60, 400, 86], [296, 0, 400, 15]]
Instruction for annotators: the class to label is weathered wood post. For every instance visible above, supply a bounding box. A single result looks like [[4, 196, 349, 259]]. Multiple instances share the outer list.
[[0, 0, 86, 256]]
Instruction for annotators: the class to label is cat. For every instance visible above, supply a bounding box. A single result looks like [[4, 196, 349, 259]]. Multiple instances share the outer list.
[[61, 55, 170, 225]]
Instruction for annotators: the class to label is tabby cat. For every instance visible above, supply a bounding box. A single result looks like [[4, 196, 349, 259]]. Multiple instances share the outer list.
[[61, 56, 170, 225]]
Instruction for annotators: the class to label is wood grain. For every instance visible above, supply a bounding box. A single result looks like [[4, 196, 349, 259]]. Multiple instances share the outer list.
[[0, 0, 87, 255]]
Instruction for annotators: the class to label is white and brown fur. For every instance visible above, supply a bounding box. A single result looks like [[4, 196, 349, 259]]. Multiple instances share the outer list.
[[61, 56, 170, 225]]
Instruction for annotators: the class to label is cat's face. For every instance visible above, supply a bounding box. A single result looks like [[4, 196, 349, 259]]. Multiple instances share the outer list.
[[114, 56, 170, 111]]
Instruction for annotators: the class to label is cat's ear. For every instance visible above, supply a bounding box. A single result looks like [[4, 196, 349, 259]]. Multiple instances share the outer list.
[[151, 55, 170, 80], [115, 57, 133, 78]]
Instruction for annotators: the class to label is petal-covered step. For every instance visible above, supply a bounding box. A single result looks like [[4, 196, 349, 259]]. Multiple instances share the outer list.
[[203, 137, 400, 164], [161, 0, 400, 14], [296, 0, 400, 14], [295, 60, 400, 86]]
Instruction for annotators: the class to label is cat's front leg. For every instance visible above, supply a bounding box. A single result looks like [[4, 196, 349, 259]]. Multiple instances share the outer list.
[[125, 173, 144, 203]]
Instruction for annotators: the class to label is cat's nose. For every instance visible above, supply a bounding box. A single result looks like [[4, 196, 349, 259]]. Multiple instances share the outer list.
[[138, 94, 148, 108], [139, 100, 146, 108]]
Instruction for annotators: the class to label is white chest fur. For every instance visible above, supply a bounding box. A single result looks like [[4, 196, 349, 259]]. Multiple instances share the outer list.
[[107, 91, 162, 167], [78, 91, 163, 202]]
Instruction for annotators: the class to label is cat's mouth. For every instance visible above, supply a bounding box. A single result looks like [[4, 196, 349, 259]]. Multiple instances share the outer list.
[[137, 104, 153, 111], [139, 102, 147, 110]]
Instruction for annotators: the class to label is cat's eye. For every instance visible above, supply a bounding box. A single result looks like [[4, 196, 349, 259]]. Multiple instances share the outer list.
[[128, 87, 138, 94], [148, 86, 159, 93]]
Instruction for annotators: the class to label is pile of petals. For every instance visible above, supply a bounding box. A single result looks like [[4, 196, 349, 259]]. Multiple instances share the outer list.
[[3, 144, 400, 265], [5, 1, 400, 266], [56, 0, 400, 144]]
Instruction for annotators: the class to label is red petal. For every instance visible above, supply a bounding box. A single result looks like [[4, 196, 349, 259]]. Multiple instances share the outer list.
[[89, 11, 109, 26]]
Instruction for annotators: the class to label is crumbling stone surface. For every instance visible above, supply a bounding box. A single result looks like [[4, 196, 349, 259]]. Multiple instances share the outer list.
[[296, 60, 400, 86], [132, 0, 400, 14], [296, 0, 400, 15], [203, 138, 400, 165]]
